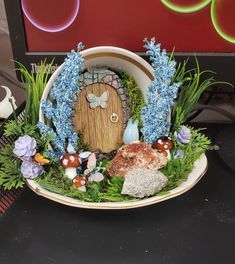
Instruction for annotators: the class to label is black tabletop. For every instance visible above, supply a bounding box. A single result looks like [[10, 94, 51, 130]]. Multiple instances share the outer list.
[[0, 124, 235, 264]]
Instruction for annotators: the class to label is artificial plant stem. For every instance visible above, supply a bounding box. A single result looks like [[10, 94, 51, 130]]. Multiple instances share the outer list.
[[8, 98, 18, 124]]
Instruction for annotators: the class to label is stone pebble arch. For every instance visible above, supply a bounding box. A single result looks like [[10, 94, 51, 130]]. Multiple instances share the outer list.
[[77, 68, 131, 126]]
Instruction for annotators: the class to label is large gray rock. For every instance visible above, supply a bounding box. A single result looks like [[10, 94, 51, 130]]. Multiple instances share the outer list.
[[121, 167, 168, 198]]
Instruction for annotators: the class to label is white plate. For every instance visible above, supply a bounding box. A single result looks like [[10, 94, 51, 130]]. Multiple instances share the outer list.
[[26, 154, 207, 210]]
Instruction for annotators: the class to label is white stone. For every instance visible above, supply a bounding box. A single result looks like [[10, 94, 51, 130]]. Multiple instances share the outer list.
[[121, 167, 168, 198]]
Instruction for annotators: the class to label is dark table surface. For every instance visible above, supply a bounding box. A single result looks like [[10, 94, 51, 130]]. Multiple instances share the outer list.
[[0, 123, 235, 264]]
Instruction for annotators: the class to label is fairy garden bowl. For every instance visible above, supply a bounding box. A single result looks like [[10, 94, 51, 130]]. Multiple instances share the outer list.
[[1, 39, 214, 209]]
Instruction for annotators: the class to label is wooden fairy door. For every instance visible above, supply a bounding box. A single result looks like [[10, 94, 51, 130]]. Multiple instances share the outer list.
[[73, 83, 124, 152]]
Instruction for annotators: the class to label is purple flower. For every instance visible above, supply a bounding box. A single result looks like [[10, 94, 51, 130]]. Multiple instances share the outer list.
[[13, 135, 37, 160], [21, 160, 44, 179], [173, 149, 184, 159], [174, 126, 192, 144]]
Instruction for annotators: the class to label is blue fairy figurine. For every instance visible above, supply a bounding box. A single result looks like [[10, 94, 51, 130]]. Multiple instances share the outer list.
[[123, 119, 139, 144]]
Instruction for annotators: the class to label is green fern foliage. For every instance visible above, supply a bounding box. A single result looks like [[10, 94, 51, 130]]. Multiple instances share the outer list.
[[4, 120, 37, 137], [0, 145, 25, 190]]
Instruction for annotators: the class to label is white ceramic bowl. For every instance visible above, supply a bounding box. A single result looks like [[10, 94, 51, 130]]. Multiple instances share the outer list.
[[29, 46, 207, 209], [39, 46, 154, 123]]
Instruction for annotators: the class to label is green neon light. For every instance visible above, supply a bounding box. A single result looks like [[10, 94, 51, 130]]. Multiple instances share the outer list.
[[161, 0, 211, 13], [211, 0, 235, 44]]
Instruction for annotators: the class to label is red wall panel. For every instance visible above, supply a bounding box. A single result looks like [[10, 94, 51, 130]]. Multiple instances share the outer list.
[[21, 0, 235, 52]]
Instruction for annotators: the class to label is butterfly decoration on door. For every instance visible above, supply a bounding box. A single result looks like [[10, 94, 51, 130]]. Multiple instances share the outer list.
[[79, 152, 104, 182], [86, 91, 109, 109]]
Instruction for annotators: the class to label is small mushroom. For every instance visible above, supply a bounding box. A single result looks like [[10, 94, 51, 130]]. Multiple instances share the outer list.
[[72, 175, 87, 192], [154, 136, 173, 160], [60, 143, 81, 179]]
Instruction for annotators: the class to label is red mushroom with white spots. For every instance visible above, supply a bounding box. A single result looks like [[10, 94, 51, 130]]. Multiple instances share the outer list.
[[154, 136, 173, 160], [60, 143, 81, 179], [72, 175, 87, 192]]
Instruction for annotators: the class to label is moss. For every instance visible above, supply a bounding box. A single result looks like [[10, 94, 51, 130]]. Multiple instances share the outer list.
[[158, 128, 211, 194], [120, 72, 145, 128], [38, 169, 134, 202], [36, 128, 211, 202], [77, 131, 90, 150]]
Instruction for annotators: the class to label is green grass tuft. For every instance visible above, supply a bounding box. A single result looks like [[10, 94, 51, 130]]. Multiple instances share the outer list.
[[171, 57, 232, 131], [14, 59, 54, 125]]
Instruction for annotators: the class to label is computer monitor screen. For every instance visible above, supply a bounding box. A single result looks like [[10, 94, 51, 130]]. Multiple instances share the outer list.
[[4, 0, 235, 84]]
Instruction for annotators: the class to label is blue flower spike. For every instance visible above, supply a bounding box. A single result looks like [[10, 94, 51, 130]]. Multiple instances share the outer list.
[[141, 38, 181, 144], [38, 43, 85, 159]]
